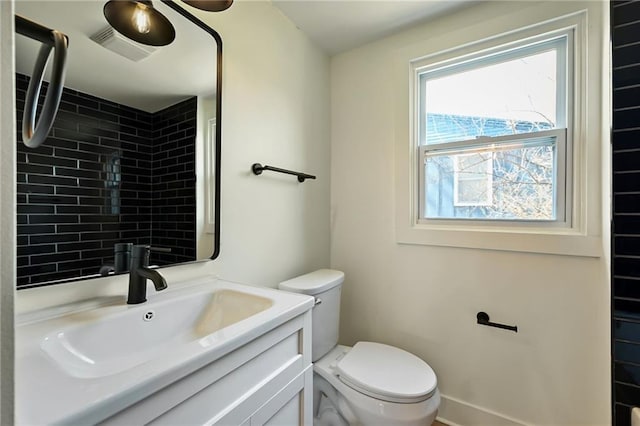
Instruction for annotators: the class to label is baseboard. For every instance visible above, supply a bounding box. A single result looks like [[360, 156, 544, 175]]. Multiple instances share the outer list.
[[437, 394, 527, 426]]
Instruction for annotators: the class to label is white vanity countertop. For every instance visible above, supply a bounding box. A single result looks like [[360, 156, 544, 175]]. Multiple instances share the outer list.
[[15, 276, 314, 425]]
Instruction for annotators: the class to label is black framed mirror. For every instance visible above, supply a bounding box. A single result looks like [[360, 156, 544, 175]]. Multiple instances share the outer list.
[[14, 0, 221, 288]]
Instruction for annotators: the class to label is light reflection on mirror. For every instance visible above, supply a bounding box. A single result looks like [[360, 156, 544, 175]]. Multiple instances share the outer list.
[[15, 0, 219, 288]]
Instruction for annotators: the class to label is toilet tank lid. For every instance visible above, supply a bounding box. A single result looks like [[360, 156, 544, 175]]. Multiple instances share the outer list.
[[278, 269, 344, 295]]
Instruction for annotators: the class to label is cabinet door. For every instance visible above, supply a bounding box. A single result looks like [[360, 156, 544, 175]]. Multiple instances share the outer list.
[[251, 366, 312, 426]]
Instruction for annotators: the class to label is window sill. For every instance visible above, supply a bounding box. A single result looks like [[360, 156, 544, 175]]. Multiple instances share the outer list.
[[396, 224, 602, 257]]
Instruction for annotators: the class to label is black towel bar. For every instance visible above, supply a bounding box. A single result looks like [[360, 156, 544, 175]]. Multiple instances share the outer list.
[[252, 163, 316, 183]]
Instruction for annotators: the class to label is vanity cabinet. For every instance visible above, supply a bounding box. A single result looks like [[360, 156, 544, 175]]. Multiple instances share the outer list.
[[99, 311, 313, 426]]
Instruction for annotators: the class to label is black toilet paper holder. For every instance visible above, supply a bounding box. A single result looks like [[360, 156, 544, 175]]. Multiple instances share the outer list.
[[476, 312, 518, 333]]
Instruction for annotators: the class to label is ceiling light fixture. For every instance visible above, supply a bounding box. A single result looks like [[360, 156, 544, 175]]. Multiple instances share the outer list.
[[103, 0, 175, 47], [181, 0, 233, 12]]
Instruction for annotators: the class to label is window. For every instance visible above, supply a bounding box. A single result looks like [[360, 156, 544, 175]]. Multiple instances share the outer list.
[[395, 7, 603, 256], [416, 33, 571, 224]]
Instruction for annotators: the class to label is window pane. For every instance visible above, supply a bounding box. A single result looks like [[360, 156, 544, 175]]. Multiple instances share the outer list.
[[424, 140, 556, 220], [454, 153, 492, 206], [423, 49, 558, 145]]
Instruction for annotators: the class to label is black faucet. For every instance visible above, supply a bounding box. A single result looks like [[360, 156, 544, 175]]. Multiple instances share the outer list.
[[127, 245, 168, 304]]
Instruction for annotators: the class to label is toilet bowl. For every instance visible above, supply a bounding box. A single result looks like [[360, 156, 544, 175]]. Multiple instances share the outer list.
[[279, 270, 440, 425]]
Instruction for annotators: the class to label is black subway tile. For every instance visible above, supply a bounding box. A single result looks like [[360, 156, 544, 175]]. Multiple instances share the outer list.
[[30, 234, 79, 244], [31, 252, 80, 265], [18, 204, 54, 215], [17, 163, 53, 175], [56, 205, 101, 214], [54, 128, 99, 144], [614, 1, 640, 26], [616, 86, 640, 111], [80, 231, 120, 241], [17, 184, 54, 195], [58, 241, 103, 253], [28, 194, 78, 205], [616, 298, 640, 320], [615, 108, 640, 130], [62, 93, 99, 110], [615, 403, 631, 426], [77, 124, 117, 139], [27, 153, 77, 168], [615, 64, 640, 90], [615, 43, 640, 70], [615, 278, 640, 299], [28, 174, 77, 187], [55, 186, 101, 197], [616, 319, 640, 343], [56, 223, 101, 233], [616, 381, 640, 407], [17, 263, 56, 277], [54, 167, 100, 180], [614, 172, 640, 193], [17, 244, 55, 256], [17, 224, 55, 235], [615, 194, 640, 213], [29, 215, 79, 225], [46, 137, 78, 150]]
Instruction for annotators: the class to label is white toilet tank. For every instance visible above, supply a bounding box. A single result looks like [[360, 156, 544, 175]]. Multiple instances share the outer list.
[[279, 269, 344, 361]]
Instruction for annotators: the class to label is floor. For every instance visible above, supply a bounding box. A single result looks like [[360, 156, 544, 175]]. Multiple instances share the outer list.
[[433, 421, 447, 426]]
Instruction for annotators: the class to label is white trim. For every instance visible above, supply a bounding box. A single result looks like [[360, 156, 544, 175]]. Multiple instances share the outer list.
[[394, 9, 601, 257], [437, 394, 528, 426]]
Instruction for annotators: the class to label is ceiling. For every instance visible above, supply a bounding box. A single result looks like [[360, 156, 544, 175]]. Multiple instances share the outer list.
[[272, 0, 477, 55], [15, 1, 217, 112], [14, 0, 475, 111]]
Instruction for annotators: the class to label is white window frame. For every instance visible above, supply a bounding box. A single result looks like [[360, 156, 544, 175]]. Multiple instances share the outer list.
[[393, 9, 604, 257], [416, 31, 572, 225]]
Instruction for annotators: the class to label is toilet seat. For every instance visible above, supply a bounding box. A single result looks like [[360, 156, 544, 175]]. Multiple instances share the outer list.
[[335, 342, 437, 404]]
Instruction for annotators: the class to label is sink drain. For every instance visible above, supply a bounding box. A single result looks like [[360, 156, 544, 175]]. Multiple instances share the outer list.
[[143, 310, 155, 321]]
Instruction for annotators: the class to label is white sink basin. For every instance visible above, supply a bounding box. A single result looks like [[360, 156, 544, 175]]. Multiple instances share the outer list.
[[41, 288, 274, 378]]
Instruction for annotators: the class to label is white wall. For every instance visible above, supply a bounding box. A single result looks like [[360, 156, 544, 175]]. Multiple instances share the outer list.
[[330, 1, 610, 425], [12, 2, 331, 308], [172, 0, 332, 287]]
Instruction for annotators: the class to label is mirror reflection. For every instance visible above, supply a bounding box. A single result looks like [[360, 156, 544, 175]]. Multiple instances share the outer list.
[[15, 0, 219, 288]]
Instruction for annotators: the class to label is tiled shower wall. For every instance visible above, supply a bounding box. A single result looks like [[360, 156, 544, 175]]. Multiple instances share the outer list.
[[613, 1, 640, 425], [151, 98, 197, 266], [16, 73, 196, 286]]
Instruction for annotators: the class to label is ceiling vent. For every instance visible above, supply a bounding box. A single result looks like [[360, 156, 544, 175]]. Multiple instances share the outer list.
[[90, 26, 156, 62]]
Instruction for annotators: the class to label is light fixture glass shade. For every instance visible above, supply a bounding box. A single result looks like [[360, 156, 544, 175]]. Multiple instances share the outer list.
[[104, 1, 175, 46], [182, 0, 233, 12]]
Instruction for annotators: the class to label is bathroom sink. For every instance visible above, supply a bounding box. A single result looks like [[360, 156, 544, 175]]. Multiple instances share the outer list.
[[40, 288, 274, 378], [16, 277, 314, 426]]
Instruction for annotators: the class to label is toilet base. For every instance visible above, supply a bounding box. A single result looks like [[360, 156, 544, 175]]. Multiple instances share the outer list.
[[315, 394, 349, 426]]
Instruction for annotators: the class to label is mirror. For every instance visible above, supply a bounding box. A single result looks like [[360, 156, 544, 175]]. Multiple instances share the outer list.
[[15, 0, 221, 288]]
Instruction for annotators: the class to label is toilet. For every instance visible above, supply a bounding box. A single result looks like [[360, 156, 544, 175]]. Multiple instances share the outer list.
[[279, 269, 440, 426]]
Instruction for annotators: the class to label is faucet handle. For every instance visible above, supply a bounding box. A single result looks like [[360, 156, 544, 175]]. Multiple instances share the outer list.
[[130, 245, 172, 268], [131, 245, 171, 256], [149, 246, 172, 253]]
